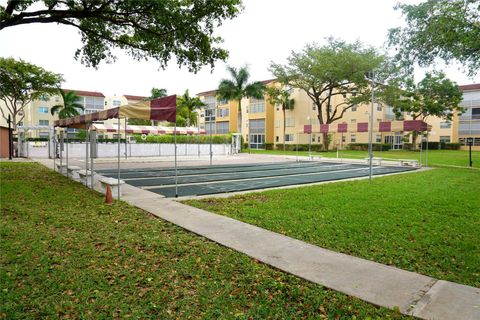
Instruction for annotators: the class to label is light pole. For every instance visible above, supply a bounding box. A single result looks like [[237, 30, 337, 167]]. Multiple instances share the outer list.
[[367, 71, 375, 181], [307, 116, 312, 158]]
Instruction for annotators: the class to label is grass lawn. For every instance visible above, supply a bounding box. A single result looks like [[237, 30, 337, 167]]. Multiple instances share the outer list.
[[247, 149, 480, 168], [186, 167, 480, 288], [0, 162, 407, 319]]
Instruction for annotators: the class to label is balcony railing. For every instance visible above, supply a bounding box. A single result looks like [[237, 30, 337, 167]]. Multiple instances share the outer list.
[[459, 115, 480, 121]]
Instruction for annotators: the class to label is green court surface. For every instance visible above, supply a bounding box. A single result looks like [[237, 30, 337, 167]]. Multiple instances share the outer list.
[[97, 161, 417, 198]]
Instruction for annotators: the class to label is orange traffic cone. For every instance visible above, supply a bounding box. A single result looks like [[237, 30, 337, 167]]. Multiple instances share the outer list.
[[105, 184, 113, 205]]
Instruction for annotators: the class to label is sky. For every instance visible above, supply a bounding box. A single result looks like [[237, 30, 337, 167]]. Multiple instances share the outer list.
[[1, 0, 479, 98]]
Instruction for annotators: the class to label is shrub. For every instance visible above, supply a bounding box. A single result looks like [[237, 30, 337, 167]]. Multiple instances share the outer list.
[[133, 134, 232, 144], [264, 143, 274, 150], [347, 143, 392, 151], [445, 143, 461, 150]]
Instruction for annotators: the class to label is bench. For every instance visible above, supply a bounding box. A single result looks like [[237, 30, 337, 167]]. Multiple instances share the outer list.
[[56, 163, 68, 174], [98, 177, 125, 198], [399, 159, 420, 167], [78, 170, 98, 187], [364, 157, 382, 165], [67, 166, 81, 179]]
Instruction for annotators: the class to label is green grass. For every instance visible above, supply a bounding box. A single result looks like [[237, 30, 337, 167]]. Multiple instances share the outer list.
[[186, 168, 480, 288], [0, 162, 407, 319], [247, 149, 480, 168]]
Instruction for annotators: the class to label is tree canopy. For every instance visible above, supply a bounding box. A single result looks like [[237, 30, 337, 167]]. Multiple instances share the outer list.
[[0, 57, 63, 128], [388, 0, 480, 76], [0, 0, 242, 70], [176, 89, 206, 127], [383, 71, 463, 122], [216, 65, 265, 134], [50, 89, 84, 119], [269, 38, 385, 149]]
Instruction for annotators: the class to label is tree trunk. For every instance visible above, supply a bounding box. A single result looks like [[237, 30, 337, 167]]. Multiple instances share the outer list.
[[322, 132, 329, 151], [237, 100, 242, 133], [411, 131, 418, 150]]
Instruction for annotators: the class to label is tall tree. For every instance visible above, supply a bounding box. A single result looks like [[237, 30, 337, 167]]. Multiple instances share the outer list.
[[269, 38, 384, 150], [388, 0, 480, 76], [382, 71, 463, 149], [50, 89, 84, 119], [0, 57, 63, 129], [266, 86, 294, 152], [149, 88, 168, 100], [177, 89, 206, 127], [0, 0, 242, 70], [216, 65, 265, 136]]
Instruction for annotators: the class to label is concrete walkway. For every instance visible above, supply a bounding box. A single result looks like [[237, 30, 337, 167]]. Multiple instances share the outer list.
[[35, 158, 480, 320]]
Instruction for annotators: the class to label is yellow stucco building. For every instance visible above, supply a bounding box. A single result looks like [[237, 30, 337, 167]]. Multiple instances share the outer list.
[[197, 79, 460, 150]]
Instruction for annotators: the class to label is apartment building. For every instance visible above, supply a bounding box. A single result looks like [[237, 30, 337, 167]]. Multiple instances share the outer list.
[[197, 79, 276, 149], [14, 89, 105, 138], [197, 79, 460, 150], [458, 84, 480, 149]]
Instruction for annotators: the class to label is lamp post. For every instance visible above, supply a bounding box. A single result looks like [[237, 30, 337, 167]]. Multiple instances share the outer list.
[[367, 71, 375, 181], [307, 116, 312, 158]]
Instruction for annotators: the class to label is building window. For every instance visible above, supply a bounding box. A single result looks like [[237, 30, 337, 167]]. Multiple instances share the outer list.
[[377, 103, 382, 111], [285, 134, 294, 142], [472, 108, 480, 119], [217, 98, 228, 105], [249, 97, 266, 113], [276, 136, 279, 142], [39, 94, 49, 101], [351, 119, 356, 124], [38, 107, 49, 114], [439, 136, 451, 143], [351, 105, 357, 112], [113, 100, 122, 106], [285, 117, 295, 127], [216, 121, 229, 134], [350, 134, 356, 143], [376, 134, 382, 143], [39, 120, 49, 126], [312, 103, 316, 110], [205, 122, 215, 134], [249, 119, 265, 134], [55, 96, 60, 102], [216, 108, 229, 118], [342, 135, 346, 143], [249, 134, 265, 149], [318, 136, 321, 142], [440, 121, 451, 129], [205, 109, 216, 122]]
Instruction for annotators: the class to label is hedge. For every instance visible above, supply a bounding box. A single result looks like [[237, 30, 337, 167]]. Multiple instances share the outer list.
[[347, 143, 392, 151], [132, 134, 232, 144], [275, 144, 324, 152]]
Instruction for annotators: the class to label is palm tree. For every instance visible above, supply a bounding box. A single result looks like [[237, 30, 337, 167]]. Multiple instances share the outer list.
[[50, 89, 84, 119], [216, 66, 265, 139], [266, 86, 295, 153], [177, 89, 206, 126]]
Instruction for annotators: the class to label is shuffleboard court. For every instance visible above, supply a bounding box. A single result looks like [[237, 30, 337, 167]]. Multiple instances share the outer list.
[[147, 165, 416, 197], [125, 163, 364, 187], [97, 161, 332, 179], [105, 161, 418, 198]]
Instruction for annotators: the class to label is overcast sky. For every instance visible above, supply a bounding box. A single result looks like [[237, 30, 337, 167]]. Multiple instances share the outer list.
[[1, 0, 478, 98]]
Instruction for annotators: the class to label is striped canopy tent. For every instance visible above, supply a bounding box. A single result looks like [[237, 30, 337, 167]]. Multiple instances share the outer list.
[[54, 95, 177, 128], [91, 124, 206, 135], [303, 120, 429, 134]]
